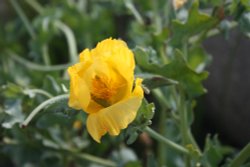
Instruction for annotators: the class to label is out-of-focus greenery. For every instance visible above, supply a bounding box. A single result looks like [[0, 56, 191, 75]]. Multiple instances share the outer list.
[[0, 0, 250, 167]]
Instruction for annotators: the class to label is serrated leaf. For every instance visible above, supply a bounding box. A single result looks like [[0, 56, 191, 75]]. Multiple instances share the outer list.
[[202, 135, 234, 167], [170, 1, 219, 47], [134, 47, 208, 97], [134, 46, 159, 72], [136, 99, 155, 122]]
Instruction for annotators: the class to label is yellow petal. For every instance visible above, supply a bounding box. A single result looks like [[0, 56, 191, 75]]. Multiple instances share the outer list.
[[86, 100, 103, 113], [86, 79, 143, 141], [100, 95, 142, 136], [92, 38, 135, 82], [68, 74, 91, 111], [132, 78, 144, 97], [68, 63, 91, 112], [79, 48, 91, 62], [86, 113, 107, 143]]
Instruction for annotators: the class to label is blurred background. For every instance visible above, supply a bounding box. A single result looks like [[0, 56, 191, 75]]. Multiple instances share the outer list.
[[0, 0, 250, 166]]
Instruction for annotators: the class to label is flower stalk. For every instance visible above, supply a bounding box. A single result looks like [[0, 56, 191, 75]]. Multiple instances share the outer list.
[[21, 94, 69, 127], [124, 0, 144, 25], [7, 50, 71, 71], [25, 0, 78, 64], [75, 152, 117, 167], [145, 127, 189, 155], [54, 21, 78, 63], [23, 88, 53, 99]]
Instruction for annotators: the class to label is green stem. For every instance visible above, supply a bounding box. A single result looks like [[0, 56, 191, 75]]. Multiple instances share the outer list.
[[63, 147, 117, 167], [25, 0, 44, 13], [152, 89, 168, 165], [187, 130, 202, 155], [75, 152, 117, 167], [21, 94, 69, 127], [24, 0, 51, 65], [182, 42, 188, 61], [124, 0, 144, 25], [54, 21, 78, 63], [152, 0, 162, 34], [145, 127, 189, 155], [10, 0, 36, 39], [7, 50, 71, 71], [179, 94, 191, 167], [229, 144, 250, 167], [76, 0, 87, 12], [159, 45, 168, 64], [25, 0, 78, 64], [23, 88, 53, 99], [42, 44, 50, 65], [41, 18, 51, 65], [3, 136, 116, 167], [163, 0, 173, 27]]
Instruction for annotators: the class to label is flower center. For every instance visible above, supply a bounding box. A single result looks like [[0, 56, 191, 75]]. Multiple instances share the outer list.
[[91, 75, 116, 107]]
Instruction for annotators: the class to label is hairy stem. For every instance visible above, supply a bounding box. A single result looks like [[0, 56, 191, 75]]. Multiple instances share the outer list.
[[23, 89, 53, 99], [145, 127, 189, 155], [25, 0, 78, 64], [152, 89, 168, 165], [21, 94, 69, 127], [124, 0, 144, 25], [179, 94, 191, 167], [25, 0, 44, 13], [54, 21, 78, 63], [75, 152, 117, 167], [7, 50, 71, 71]]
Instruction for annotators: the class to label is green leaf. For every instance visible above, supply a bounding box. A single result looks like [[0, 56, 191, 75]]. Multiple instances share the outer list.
[[239, 12, 250, 37], [126, 131, 139, 145], [134, 47, 208, 97], [136, 99, 155, 122], [2, 99, 25, 128], [36, 102, 77, 129], [170, 1, 219, 47], [241, 0, 250, 9], [137, 73, 178, 90], [124, 161, 142, 167], [201, 135, 234, 167], [0, 83, 23, 98], [200, 0, 224, 6], [187, 45, 212, 73], [125, 98, 155, 144]]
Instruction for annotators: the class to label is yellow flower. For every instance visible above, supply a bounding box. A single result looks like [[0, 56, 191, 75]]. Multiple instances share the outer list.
[[68, 38, 144, 142], [173, 0, 187, 10]]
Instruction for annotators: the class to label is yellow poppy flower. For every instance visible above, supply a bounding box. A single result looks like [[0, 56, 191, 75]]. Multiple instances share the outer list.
[[68, 38, 144, 142]]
